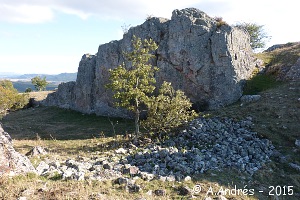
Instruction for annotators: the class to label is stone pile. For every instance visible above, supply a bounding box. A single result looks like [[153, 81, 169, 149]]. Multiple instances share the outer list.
[[35, 117, 274, 182]]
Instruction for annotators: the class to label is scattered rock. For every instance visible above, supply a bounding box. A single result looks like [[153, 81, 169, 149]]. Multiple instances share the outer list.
[[154, 189, 166, 196], [14, 117, 274, 183], [36, 161, 50, 176], [184, 176, 192, 182], [126, 184, 141, 193], [25, 146, 48, 157], [240, 95, 261, 103], [218, 195, 228, 200], [115, 177, 128, 185], [177, 186, 192, 196], [115, 148, 128, 154], [128, 117, 274, 177], [295, 139, 300, 148], [289, 163, 300, 172]]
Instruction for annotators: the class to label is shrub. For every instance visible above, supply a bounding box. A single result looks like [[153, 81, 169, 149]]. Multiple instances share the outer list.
[[214, 17, 227, 28], [0, 80, 28, 115], [25, 88, 33, 93], [142, 81, 198, 139]]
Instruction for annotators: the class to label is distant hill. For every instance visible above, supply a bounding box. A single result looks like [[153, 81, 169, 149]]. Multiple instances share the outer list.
[[12, 81, 59, 92], [0, 72, 77, 92], [12, 72, 77, 82]]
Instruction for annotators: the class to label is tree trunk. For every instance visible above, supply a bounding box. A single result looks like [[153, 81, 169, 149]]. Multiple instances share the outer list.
[[134, 98, 140, 142], [135, 108, 140, 138]]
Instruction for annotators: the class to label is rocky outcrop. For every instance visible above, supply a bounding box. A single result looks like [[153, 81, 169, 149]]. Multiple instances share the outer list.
[[43, 8, 256, 116], [285, 57, 300, 81], [0, 124, 36, 176]]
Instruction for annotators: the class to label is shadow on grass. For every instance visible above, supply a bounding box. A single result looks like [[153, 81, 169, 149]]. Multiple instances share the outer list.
[[1, 106, 135, 140]]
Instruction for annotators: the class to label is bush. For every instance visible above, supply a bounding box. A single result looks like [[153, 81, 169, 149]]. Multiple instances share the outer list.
[[142, 81, 198, 139], [214, 17, 227, 28], [0, 80, 28, 115], [25, 88, 33, 93]]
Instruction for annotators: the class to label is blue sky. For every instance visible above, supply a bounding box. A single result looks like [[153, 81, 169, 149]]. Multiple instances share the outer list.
[[0, 0, 299, 74]]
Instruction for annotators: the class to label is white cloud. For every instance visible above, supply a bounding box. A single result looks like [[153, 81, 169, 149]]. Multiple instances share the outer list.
[[0, 4, 54, 23], [0, 0, 207, 23]]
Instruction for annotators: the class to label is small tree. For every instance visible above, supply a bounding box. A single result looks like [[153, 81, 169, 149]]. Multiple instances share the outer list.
[[25, 88, 33, 93], [106, 35, 158, 139], [31, 76, 48, 91], [235, 22, 270, 50], [142, 81, 198, 139]]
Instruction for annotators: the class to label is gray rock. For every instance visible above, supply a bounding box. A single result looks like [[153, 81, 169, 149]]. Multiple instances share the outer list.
[[115, 148, 128, 154], [43, 8, 256, 115], [285, 58, 300, 81], [126, 184, 141, 193], [154, 189, 166, 196], [177, 186, 192, 196], [25, 146, 48, 157], [140, 172, 155, 181], [295, 139, 300, 148], [218, 195, 228, 200], [36, 161, 50, 176], [289, 163, 300, 172], [0, 125, 36, 176], [115, 177, 128, 185], [103, 163, 112, 170], [240, 95, 261, 103], [184, 176, 192, 182]]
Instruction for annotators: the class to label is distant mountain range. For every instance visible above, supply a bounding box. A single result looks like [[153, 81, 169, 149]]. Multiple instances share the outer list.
[[0, 72, 77, 82], [0, 72, 77, 92]]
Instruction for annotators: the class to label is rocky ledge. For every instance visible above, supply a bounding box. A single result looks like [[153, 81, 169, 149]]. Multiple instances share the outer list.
[[35, 117, 275, 183]]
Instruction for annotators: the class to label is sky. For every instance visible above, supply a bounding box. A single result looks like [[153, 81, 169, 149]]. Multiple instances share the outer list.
[[0, 0, 299, 75]]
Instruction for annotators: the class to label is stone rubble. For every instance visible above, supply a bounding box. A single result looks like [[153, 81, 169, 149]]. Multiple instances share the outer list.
[[34, 117, 275, 183]]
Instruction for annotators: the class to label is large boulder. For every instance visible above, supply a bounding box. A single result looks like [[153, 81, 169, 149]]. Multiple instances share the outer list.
[[0, 124, 36, 176], [43, 8, 256, 116]]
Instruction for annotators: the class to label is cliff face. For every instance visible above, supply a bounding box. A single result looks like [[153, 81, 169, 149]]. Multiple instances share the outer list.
[[43, 8, 256, 117]]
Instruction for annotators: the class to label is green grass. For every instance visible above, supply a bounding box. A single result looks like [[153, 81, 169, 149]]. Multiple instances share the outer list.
[[1, 106, 135, 140], [243, 74, 281, 95]]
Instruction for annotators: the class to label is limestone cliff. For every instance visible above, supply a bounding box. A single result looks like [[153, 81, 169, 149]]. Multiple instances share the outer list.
[[43, 8, 256, 116]]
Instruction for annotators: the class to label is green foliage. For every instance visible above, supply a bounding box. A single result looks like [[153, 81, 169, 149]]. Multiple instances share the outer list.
[[0, 80, 28, 115], [106, 35, 158, 138], [142, 81, 198, 137], [243, 74, 280, 95], [31, 76, 49, 91], [107, 36, 197, 139], [235, 22, 270, 50], [25, 88, 33, 93]]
